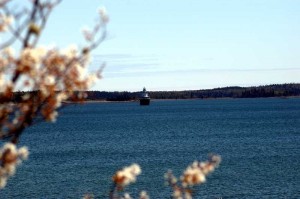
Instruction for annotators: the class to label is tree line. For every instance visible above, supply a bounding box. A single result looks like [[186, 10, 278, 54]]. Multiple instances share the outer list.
[[85, 83, 300, 101], [8, 83, 300, 103]]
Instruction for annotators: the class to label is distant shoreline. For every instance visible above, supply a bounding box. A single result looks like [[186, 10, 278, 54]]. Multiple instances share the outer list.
[[11, 83, 300, 103], [64, 95, 300, 104], [83, 83, 300, 101]]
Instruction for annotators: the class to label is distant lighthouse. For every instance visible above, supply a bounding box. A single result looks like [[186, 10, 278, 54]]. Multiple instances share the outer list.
[[139, 87, 150, 105]]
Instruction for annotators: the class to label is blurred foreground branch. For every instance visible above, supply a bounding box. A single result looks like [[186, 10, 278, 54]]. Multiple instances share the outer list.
[[0, 0, 107, 188]]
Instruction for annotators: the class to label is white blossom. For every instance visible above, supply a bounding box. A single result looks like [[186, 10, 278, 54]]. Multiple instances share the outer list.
[[62, 44, 78, 59], [44, 74, 56, 85], [0, 144, 29, 189], [55, 92, 68, 108], [0, 14, 14, 32], [48, 111, 58, 122], [98, 6, 109, 23], [18, 147, 29, 160], [113, 163, 141, 187], [82, 27, 93, 41], [0, 176, 7, 188], [139, 191, 150, 199], [122, 193, 132, 199], [2, 47, 15, 58]]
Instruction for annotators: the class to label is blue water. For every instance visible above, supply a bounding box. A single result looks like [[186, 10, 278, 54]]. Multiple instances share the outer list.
[[1, 98, 300, 198]]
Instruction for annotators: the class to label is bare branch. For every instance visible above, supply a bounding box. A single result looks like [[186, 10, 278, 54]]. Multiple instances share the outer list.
[[22, 0, 39, 48]]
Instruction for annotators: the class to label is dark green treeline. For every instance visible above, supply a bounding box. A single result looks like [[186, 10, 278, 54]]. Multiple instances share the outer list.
[[8, 83, 300, 103], [85, 83, 300, 101]]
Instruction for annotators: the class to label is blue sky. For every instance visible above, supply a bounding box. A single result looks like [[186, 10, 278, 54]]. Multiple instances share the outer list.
[[38, 0, 300, 91]]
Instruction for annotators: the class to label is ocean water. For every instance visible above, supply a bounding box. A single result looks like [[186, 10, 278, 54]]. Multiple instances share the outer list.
[[1, 98, 300, 198]]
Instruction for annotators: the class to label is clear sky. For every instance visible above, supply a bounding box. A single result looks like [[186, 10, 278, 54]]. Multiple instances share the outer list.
[[38, 0, 300, 91]]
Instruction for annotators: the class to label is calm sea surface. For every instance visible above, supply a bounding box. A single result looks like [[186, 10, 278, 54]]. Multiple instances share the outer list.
[[1, 98, 300, 198]]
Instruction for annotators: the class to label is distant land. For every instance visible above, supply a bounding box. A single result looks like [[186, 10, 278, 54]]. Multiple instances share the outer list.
[[8, 83, 300, 103], [84, 83, 300, 101]]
